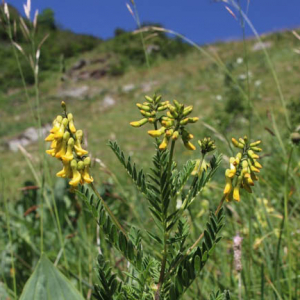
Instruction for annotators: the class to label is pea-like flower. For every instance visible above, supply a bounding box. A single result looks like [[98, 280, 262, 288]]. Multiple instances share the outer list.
[[130, 94, 167, 128], [223, 136, 263, 202], [45, 101, 93, 187], [131, 96, 198, 152]]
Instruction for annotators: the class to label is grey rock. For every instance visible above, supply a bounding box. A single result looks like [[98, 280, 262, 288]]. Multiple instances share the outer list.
[[146, 44, 160, 54], [102, 95, 116, 109], [6, 124, 51, 152], [8, 138, 30, 152], [122, 84, 135, 93], [141, 81, 158, 93], [58, 85, 89, 99], [72, 59, 87, 70], [252, 41, 272, 51]]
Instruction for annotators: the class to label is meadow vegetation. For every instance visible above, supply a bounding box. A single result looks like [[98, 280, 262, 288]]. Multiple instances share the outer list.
[[0, 1, 300, 299]]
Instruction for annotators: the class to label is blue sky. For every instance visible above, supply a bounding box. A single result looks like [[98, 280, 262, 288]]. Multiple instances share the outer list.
[[6, 0, 300, 45]]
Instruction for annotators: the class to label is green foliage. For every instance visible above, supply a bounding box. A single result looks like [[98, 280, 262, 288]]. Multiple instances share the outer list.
[[38, 8, 56, 30], [0, 5, 100, 91], [166, 209, 225, 299], [78, 137, 225, 299], [209, 290, 230, 300], [99, 25, 191, 73], [287, 96, 300, 128], [19, 254, 84, 300]]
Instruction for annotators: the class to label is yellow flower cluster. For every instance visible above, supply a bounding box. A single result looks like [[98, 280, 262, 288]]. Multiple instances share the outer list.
[[130, 94, 170, 128], [223, 136, 262, 202], [130, 95, 198, 151], [45, 102, 93, 187]]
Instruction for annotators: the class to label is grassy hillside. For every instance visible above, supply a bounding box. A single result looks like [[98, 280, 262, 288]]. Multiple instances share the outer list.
[[1, 26, 299, 196], [1, 5, 300, 298]]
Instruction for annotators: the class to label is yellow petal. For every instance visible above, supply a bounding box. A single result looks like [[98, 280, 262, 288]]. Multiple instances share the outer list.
[[46, 149, 56, 157], [69, 170, 81, 186], [69, 160, 81, 187], [184, 141, 196, 151], [74, 144, 88, 156], [233, 187, 240, 201], [62, 138, 74, 162], [45, 133, 55, 141], [82, 168, 93, 184]]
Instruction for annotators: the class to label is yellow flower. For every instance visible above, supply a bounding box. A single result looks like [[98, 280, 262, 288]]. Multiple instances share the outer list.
[[45, 101, 94, 188], [54, 118, 68, 139], [191, 159, 209, 177], [184, 141, 196, 151], [50, 115, 63, 134], [56, 161, 72, 178], [62, 138, 74, 162], [223, 169, 233, 195], [74, 130, 88, 156], [55, 132, 70, 159], [69, 160, 81, 187], [159, 136, 169, 150], [148, 127, 166, 137], [45, 133, 55, 142], [50, 139, 58, 149], [233, 186, 240, 202], [46, 148, 56, 157], [81, 157, 93, 183], [67, 113, 76, 134]]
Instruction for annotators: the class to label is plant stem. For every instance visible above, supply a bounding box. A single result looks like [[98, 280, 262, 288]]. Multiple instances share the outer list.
[[3, 188, 17, 298], [284, 147, 293, 300], [155, 139, 176, 300], [166, 194, 226, 279], [132, 1, 150, 69], [90, 182, 128, 238]]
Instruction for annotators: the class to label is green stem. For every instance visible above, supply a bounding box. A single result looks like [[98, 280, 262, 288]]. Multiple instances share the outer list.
[[132, 2, 150, 69], [284, 147, 294, 300], [155, 139, 177, 300], [237, 0, 252, 139], [90, 182, 128, 238], [165, 194, 226, 280], [3, 188, 17, 298]]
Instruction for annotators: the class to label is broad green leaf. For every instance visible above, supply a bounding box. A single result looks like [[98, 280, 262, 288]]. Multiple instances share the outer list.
[[20, 254, 84, 300]]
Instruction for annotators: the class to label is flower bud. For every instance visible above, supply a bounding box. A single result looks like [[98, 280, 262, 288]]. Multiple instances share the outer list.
[[159, 136, 169, 150], [148, 127, 166, 137], [248, 150, 259, 159], [172, 131, 179, 140], [184, 141, 196, 151], [165, 129, 174, 138], [180, 118, 189, 125], [61, 101, 67, 111], [168, 105, 178, 118], [144, 95, 153, 103], [137, 104, 151, 112], [183, 105, 193, 117], [250, 140, 261, 147], [140, 110, 152, 117], [157, 105, 168, 111], [77, 161, 85, 170], [232, 138, 244, 149], [130, 118, 148, 127], [154, 95, 162, 103], [187, 117, 199, 123], [250, 146, 262, 152], [148, 118, 155, 123]]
